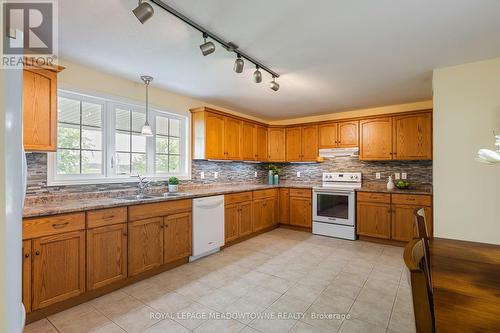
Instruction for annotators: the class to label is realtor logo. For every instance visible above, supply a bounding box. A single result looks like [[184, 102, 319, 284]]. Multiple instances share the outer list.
[[2, 0, 58, 68]]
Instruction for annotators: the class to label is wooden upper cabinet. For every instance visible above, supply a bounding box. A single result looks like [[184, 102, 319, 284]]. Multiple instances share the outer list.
[[163, 212, 192, 264], [241, 122, 255, 161], [286, 127, 302, 162], [255, 125, 268, 161], [128, 217, 164, 276], [32, 231, 85, 310], [318, 123, 338, 149], [393, 112, 432, 160], [359, 117, 393, 160], [23, 66, 61, 151], [301, 125, 318, 161], [338, 121, 359, 147], [268, 127, 286, 162], [205, 112, 226, 159], [224, 117, 242, 160]]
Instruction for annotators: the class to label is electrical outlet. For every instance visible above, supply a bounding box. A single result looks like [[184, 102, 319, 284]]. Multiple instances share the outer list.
[[394, 173, 401, 180], [200, 171, 205, 179], [254, 171, 258, 178], [297, 172, 301, 178], [214, 172, 218, 179], [402, 173, 407, 180], [376, 172, 381, 179]]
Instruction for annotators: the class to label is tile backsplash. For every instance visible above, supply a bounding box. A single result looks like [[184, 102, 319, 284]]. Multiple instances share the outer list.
[[26, 152, 432, 197]]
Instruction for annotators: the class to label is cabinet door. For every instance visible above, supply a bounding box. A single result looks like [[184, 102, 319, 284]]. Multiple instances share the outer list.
[[318, 123, 338, 149], [301, 125, 318, 161], [279, 189, 290, 224], [286, 127, 302, 162], [338, 121, 359, 148], [224, 117, 242, 160], [128, 217, 163, 276], [252, 200, 266, 232], [87, 224, 127, 291], [224, 204, 240, 243], [393, 112, 432, 160], [268, 128, 286, 162], [357, 202, 391, 239], [22, 240, 32, 313], [205, 112, 225, 159], [359, 117, 393, 160], [255, 125, 268, 161], [164, 213, 192, 264], [23, 68, 58, 152], [392, 205, 432, 242], [238, 201, 253, 237], [290, 197, 312, 228], [264, 198, 277, 228], [241, 122, 255, 161], [32, 231, 85, 310]]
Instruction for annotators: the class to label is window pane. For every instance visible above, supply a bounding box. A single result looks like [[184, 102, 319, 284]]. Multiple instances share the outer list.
[[131, 134, 146, 153], [169, 118, 180, 137], [169, 137, 180, 154], [82, 102, 102, 127], [82, 127, 102, 150], [156, 116, 169, 136], [58, 97, 80, 124], [156, 155, 169, 173], [115, 108, 130, 131], [156, 136, 168, 154], [58, 124, 80, 149], [131, 153, 146, 175], [116, 153, 131, 174], [82, 150, 102, 174], [169, 155, 180, 172], [131, 111, 146, 132], [56, 149, 80, 174], [115, 131, 130, 152]]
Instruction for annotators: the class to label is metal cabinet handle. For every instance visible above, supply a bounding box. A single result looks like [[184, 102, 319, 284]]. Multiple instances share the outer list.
[[123, 232, 128, 236], [24, 252, 30, 258], [103, 215, 115, 220], [52, 222, 69, 229], [35, 250, 40, 256]]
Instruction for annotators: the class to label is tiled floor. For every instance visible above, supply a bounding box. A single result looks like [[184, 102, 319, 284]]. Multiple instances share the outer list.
[[25, 228, 416, 333]]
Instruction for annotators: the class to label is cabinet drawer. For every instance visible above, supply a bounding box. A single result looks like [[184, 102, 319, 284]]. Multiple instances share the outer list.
[[357, 192, 391, 204], [392, 194, 432, 206], [128, 199, 192, 221], [289, 188, 311, 198], [87, 207, 127, 228], [253, 189, 278, 200], [23, 213, 85, 240], [225, 192, 253, 205]]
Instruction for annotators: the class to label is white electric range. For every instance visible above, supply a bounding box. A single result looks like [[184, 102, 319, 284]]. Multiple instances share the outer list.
[[312, 172, 362, 240]]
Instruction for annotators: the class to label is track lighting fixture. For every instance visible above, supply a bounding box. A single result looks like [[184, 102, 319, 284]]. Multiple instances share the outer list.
[[140, 75, 154, 137], [133, 0, 154, 24], [253, 66, 262, 83], [234, 54, 244, 73], [270, 76, 280, 91], [199, 33, 215, 56]]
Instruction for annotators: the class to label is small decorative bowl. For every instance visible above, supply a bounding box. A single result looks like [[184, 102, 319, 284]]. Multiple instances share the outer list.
[[395, 182, 411, 189]]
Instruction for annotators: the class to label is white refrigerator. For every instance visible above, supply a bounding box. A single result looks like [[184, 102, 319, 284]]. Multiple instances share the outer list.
[[0, 60, 26, 331]]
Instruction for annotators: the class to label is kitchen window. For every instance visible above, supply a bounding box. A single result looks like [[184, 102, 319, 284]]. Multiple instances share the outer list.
[[48, 91, 188, 185]]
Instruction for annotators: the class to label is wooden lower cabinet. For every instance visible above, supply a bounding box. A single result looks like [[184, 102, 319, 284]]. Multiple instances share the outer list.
[[225, 204, 240, 243], [128, 217, 164, 276], [289, 196, 312, 228], [239, 202, 253, 237], [22, 240, 32, 313], [253, 198, 276, 231], [356, 201, 391, 239], [391, 205, 433, 242], [279, 189, 290, 224], [87, 223, 128, 291], [32, 230, 85, 310], [163, 213, 192, 263]]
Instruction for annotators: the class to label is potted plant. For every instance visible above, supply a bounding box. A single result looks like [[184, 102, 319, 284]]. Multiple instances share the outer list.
[[168, 177, 179, 193]]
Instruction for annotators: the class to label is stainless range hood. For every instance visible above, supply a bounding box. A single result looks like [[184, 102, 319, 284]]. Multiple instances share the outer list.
[[319, 147, 359, 158]]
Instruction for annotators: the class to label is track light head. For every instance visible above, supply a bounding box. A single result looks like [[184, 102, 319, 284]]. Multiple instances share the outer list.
[[133, 1, 154, 24], [200, 33, 215, 56], [270, 76, 280, 91], [253, 66, 262, 83], [234, 54, 244, 73]]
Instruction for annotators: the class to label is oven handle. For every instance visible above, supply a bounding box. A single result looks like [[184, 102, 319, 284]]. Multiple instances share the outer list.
[[313, 190, 355, 195]]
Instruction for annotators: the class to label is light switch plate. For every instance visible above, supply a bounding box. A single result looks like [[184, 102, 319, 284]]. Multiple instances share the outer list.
[[394, 173, 401, 180], [376, 172, 381, 179], [200, 171, 205, 179], [402, 173, 407, 180], [297, 172, 301, 178], [214, 172, 218, 179], [254, 171, 258, 178]]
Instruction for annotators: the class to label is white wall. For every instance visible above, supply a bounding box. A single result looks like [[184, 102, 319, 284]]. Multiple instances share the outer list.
[[433, 57, 500, 245]]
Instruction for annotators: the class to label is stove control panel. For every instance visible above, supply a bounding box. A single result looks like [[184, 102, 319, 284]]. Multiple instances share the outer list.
[[322, 172, 362, 182]]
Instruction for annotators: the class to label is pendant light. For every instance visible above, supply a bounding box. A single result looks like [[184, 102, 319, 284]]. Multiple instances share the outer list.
[[140, 75, 153, 137]]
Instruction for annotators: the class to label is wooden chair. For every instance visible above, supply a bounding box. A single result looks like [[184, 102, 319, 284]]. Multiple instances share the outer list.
[[414, 208, 433, 289], [404, 238, 435, 333]]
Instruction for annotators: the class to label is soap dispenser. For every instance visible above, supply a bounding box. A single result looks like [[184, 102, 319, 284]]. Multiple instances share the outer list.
[[387, 175, 395, 190]]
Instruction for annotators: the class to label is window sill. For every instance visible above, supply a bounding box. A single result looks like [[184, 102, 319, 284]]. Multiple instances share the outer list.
[[47, 174, 191, 187]]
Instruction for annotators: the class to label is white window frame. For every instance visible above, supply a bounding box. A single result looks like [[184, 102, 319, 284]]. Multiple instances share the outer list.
[[47, 90, 190, 186]]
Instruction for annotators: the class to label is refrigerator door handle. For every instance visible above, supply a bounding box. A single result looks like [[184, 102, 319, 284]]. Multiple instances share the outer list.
[[21, 149, 27, 207]]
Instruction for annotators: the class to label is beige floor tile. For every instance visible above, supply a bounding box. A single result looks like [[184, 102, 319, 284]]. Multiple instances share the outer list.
[[92, 293, 144, 320], [249, 311, 298, 333], [198, 288, 241, 312], [171, 301, 218, 329], [312, 294, 355, 314], [146, 291, 194, 314], [289, 321, 331, 333], [302, 307, 344, 332], [121, 279, 171, 303], [142, 318, 191, 333], [194, 318, 246, 333], [268, 295, 312, 314], [112, 304, 160, 333], [239, 326, 261, 333], [223, 298, 266, 324], [356, 287, 396, 308], [24, 319, 58, 333], [48, 303, 112, 333], [348, 300, 392, 328], [388, 309, 416, 333], [175, 280, 215, 300], [338, 318, 386, 333], [257, 274, 294, 294], [90, 322, 126, 333], [322, 281, 361, 300], [243, 286, 283, 308], [284, 283, 324, 303]]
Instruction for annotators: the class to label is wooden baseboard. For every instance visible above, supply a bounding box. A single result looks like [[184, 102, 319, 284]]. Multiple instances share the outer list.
[[278, 224, 312, 233], [26, 257, 188, 324], [359, 235, 407, 247]]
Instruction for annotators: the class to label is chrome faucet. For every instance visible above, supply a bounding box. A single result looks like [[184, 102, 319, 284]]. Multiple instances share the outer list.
[[136, 175, 151, 198]]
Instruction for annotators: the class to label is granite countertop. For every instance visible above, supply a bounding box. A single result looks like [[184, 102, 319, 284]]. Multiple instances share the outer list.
[[23, 182, 318, 218], [356, 183, 433, 195]]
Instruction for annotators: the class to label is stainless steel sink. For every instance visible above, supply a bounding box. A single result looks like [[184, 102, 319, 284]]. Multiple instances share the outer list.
[[162, 193, 182, 197], [118, 195, 158, 201]]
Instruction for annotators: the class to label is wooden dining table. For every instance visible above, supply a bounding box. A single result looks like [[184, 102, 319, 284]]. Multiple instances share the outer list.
[[430, 238, 500, 333]]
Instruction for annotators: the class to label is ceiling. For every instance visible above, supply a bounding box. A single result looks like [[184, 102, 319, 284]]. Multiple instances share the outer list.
[[59, 0, 500, 120]]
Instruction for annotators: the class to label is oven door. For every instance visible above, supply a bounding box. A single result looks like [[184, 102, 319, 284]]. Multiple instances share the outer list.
[[313, 190, 355, 226]]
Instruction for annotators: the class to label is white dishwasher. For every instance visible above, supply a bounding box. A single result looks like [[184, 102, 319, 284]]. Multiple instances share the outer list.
[[190, 195, 225, 261]]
